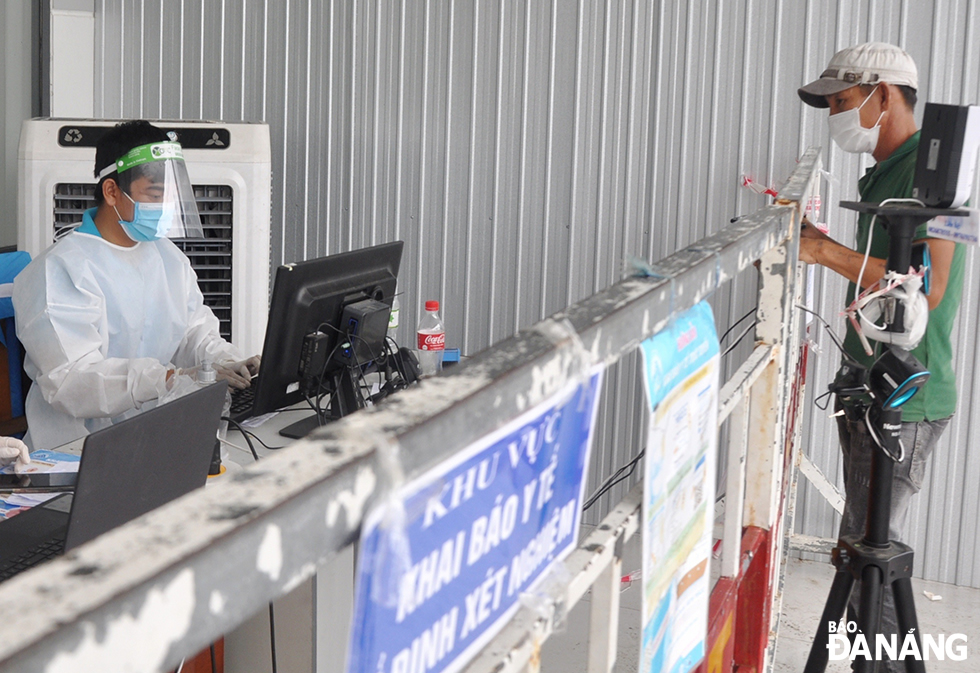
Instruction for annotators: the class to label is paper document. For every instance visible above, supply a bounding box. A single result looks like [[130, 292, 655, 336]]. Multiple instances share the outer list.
[[0, 450, 81, 476], [0, 492, 62, 520]]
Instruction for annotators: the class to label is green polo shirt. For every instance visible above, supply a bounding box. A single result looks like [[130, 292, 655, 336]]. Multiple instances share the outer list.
[[840, 131, 966, 421]]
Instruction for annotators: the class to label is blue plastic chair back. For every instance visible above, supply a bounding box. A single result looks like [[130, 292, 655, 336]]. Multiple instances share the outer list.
[[0, 251, 32, 420]]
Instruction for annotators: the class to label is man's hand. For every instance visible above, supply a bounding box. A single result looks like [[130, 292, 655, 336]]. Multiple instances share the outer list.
[[799, 218, 831, 264], [215, 355, 261, 389]]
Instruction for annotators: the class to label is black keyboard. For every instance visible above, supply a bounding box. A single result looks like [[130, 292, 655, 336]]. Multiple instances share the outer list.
[[0, 537, 66, 582], [230, 381, 257, 415]]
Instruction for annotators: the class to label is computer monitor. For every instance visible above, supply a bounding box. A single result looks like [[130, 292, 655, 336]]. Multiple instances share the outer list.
[[249, 241, 404, 436]]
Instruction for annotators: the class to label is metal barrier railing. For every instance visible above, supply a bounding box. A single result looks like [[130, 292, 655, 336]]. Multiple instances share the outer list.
[[463, 150, 819, 673], [0, 150, 821, 673]]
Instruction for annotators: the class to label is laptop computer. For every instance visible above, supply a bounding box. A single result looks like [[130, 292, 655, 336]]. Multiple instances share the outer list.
[[0, 381, 227, 582]]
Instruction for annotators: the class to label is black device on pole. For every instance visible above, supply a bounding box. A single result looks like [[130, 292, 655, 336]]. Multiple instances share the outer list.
[[804, 201, 966, 673]]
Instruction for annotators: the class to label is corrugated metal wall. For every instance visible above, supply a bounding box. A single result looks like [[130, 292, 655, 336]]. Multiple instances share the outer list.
[[91, 0, 980, 585]]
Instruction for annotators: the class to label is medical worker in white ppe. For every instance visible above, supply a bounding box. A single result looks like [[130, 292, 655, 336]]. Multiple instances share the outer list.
[[13, 120, 260, 450]]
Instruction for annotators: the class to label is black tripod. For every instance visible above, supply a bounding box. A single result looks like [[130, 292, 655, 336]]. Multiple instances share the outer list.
[[804, 202, 965, 673]]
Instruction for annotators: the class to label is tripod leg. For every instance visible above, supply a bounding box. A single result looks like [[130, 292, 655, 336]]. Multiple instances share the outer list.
[[892, 577, 925, 673], [804, 568, 855, 673], [854, 565, 884, 673]]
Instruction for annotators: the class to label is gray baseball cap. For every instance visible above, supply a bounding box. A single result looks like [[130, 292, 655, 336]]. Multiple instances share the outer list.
[[799, 42, 918, 108]]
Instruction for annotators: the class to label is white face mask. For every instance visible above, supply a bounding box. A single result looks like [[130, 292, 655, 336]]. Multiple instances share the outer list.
[[828, 85, 884, 155]]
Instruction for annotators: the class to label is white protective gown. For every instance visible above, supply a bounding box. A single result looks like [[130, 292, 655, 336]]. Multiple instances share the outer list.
[[12, 229, 243, 450]]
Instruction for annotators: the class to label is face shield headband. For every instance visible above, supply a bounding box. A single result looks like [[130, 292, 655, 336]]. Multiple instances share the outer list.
[[98, 141, 204, 240]]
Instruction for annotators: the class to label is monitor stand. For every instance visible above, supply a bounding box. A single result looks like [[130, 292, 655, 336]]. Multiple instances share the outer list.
[[278, 367, 365, 439]]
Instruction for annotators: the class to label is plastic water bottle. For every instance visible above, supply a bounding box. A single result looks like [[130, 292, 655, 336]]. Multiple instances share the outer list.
[[416, 300, 445, 377]]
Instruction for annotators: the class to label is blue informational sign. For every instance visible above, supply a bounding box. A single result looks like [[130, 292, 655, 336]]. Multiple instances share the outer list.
[[638, 301, 720, 673], [347, 370, 604, 673]]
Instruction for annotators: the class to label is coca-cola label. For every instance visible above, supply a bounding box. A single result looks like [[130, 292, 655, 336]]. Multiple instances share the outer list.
[[418, 332, 445, 350]]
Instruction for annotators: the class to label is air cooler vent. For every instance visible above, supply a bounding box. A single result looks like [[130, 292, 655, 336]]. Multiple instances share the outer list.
[[52, 183, 234, 341]]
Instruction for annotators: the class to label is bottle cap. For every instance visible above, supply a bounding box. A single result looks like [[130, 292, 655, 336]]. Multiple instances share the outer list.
[[198, 360, 217, 384], [425, 300, 440, 312]]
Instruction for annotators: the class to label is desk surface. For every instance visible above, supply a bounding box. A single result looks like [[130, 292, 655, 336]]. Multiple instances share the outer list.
[[222, 403, 314, 466]]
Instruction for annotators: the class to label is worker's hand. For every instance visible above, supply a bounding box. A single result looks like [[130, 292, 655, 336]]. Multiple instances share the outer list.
[[241, 355, 261, 375], [800, 217, 831, 241], [0, 436, 30, 472], [160, 372, 201, 405], [799, 218, 831, 265], [215, 356, 261, 390]]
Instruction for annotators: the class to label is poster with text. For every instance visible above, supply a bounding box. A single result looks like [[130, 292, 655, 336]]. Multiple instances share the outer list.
[[639, 302, 720, 673], [346, 369, 603, 673]]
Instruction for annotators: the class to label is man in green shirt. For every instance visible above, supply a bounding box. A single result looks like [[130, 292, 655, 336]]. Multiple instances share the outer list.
[[798, 42, 965, 670]]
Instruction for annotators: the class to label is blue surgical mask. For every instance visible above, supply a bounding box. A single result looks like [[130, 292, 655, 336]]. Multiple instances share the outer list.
[[114, 192, 176, 242]]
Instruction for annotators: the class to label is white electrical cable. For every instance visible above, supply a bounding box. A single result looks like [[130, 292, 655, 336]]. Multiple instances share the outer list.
[[853, 197, 924, 302], [849, 197, 926, 353], [864, 404, 905, 463], [853, 273, 929, 349]]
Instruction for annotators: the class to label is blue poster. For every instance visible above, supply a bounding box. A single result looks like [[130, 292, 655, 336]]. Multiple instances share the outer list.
[[347, 370, 603, 673], [639, 301, 720, 673]]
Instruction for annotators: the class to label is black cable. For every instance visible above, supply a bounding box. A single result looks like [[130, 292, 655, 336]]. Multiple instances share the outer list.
[[313, 340, 347, 422], [319, 321, 389, 366], [583, 450, 645, 511], [351, 348, 369, 407], [796, 305, 881, 419], [309, 328, 408, 422], [222, 417, 260, 461], [366, 337, 412, 404], [304, 390, 324, 428], [269, 603, 278, 673], [814, 389, 834, 411], [241, 427, 289, 451], [315, 383, 336, 424], [719, 308, 757, 344], [385, 335, 418, 394], [330, 327, 377, 411], [224, 415, 289, 453], [583, 464, 639, 512], [386, 336, 408, 384], [795, 304, 862, 366], [209, 643, 217, 673], [721, 319, 758, 357], [594, 464, 639, 503]]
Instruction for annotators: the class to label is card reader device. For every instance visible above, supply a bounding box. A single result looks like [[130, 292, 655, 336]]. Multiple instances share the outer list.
[[913, 102, 980, 208]]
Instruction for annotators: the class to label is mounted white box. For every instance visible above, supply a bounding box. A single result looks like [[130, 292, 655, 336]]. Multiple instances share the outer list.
[[17, 118, 271, 355]]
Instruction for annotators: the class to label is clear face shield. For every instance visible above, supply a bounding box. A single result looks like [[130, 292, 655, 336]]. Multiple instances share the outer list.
[[98, 141, 204, 241]]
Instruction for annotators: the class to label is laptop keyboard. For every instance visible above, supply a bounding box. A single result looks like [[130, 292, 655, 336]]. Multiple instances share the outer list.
[[0, 538, 66, 582]]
